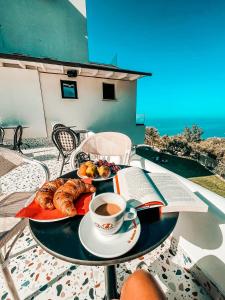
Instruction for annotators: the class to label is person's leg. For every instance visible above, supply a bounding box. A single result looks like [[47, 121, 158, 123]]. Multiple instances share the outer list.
[[120, 270, 166, 300]]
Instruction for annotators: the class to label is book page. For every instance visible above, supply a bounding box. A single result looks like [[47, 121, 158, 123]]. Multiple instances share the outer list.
[[148, 173, 208, 212], [115, 167, 164, 208]]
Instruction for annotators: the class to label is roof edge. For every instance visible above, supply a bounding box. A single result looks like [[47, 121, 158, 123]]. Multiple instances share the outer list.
[[0, 52, 152, 76]]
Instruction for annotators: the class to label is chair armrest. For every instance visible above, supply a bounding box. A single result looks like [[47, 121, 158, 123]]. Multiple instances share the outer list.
[[69, 146, 83, 170], [22, 156, 50, 182], [69, 134, 94, 170], [0, 148, 50, 183]]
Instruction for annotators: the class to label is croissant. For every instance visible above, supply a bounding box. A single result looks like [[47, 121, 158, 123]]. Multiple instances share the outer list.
[[35, 178, 65, 210], [53, 179, 96, 216]]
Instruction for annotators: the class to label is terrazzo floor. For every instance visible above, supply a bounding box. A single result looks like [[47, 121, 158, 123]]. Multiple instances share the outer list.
[[0, 146, 214, 300]]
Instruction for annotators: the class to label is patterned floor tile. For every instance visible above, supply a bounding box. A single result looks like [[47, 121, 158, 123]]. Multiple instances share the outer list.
[[90, 239, 211, 300], [4, 240, 96, 300], [7, 227, 37, 256]]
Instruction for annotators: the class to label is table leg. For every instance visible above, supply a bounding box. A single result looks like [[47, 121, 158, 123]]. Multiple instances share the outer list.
[[104, 265, 119, 300], [12, 128, 17, 150]]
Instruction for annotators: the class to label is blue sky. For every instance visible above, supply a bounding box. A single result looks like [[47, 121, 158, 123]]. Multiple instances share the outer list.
[[86, 0, 225, 125]]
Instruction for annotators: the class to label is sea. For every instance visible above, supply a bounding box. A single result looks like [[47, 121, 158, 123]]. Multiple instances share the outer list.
[[143, 117, 225, 139]]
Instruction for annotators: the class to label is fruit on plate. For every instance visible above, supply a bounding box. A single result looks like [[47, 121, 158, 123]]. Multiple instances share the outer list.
[[78, 161, 96, 178], [78, 160, 120, 178], [97, 165, 110, 178], [79, 164, 88, 176], [86, 165, 98, 178], [85, 161, 94, 167], [96, 160, 121, 174]]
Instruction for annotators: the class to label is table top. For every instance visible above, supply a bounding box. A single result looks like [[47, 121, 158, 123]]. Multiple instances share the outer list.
[[29, 169, 178, 266], [1, 125, 29, 129]]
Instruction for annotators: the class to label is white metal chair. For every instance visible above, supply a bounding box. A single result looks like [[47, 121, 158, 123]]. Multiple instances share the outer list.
[[0, 147, 50, 298], [70, 132, 132, 169]]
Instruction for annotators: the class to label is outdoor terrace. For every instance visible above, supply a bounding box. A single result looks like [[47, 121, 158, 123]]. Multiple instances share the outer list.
[[0, 145, 218, 300]]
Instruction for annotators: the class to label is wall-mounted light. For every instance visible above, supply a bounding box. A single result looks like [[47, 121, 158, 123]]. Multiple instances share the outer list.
[[67, 69, 78, 77]]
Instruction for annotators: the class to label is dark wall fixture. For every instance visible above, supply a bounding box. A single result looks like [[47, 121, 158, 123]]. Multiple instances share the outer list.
[[67, 69, 78, 77]]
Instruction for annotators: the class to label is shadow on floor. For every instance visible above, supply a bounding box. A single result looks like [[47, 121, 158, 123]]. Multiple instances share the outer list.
[[191, 255, 225, 298], [173, 211, 224, 250]]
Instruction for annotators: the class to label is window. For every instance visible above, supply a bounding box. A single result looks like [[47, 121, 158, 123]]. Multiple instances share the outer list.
[[102, 83, 116, 100], [60, 80, 78, 99]]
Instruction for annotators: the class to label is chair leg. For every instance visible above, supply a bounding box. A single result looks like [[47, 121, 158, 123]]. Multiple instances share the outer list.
[[59, 157, 65, 176], [0, 251, 20, 300], [4, 224, 27, 263], [1, 228, 25, 300], [57, 152, 60, 161], [18, 145, 23, 154]]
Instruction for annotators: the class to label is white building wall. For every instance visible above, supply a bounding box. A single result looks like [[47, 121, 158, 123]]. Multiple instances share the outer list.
[[0, 68, 47, 138], [40, 73, 145, 144], [0, 67, 145, 144]]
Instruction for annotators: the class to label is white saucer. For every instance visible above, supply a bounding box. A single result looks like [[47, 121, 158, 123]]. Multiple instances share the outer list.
[[78, 213, 141, 258]]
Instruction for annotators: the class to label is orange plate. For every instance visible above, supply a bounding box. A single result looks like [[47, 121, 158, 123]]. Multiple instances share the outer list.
[[15, 178, 94, 221]]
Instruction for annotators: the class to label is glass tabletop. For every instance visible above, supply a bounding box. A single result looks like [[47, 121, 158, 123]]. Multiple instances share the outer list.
[[29, 169, 179, 266]]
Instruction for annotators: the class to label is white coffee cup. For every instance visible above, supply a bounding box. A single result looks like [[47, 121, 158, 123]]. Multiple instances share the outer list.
[[89, 192, 137, 236]]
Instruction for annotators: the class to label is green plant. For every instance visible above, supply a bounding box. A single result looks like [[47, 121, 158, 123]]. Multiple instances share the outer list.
[[145, 127, 160, 146], [183, 125, 203, 142]]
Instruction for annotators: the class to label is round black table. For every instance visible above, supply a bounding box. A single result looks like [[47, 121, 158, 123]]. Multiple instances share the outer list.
[[29, 169, 178, 300]]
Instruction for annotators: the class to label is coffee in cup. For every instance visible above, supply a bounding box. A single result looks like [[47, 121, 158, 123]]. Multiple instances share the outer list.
[[95, 203, 121, 216], [89, 192, 137, 236]]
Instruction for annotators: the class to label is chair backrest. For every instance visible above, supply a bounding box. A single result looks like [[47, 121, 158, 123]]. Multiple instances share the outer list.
[[70, 132, 132, 168], [14, 125, 23, 147], [0, 127, 5, 145], [52, 123, 66, 131], [0, 147, 23, 177], [52, 127, 78, 157]]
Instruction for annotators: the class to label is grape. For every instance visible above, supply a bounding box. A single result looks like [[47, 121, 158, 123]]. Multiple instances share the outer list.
[[95, 159, 120, 174], [108, 163, 120, 174]]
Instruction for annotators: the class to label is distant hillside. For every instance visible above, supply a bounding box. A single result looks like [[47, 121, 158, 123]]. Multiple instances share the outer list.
[[145, 126, 225, 178]]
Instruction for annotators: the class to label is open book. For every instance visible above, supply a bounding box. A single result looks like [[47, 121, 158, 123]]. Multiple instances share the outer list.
[[113, 167, 208, 213]]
